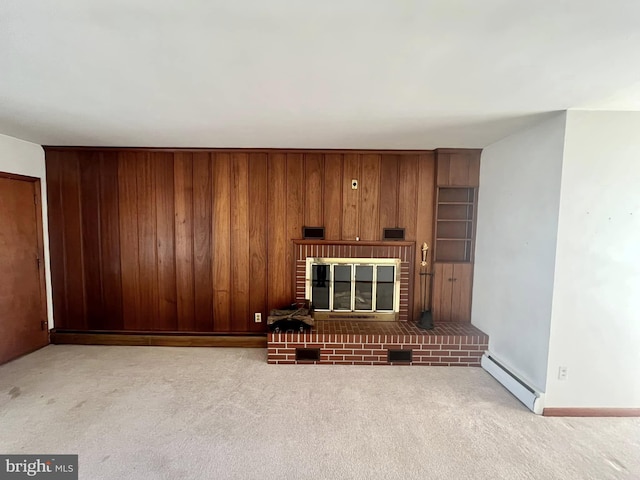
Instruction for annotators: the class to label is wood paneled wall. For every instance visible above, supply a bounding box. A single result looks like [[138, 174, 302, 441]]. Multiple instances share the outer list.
[[45, 149, 436, 334]]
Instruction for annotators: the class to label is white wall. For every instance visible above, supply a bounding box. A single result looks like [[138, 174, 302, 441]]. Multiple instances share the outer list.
[[0, 133, 53, 327], [545, 111, 640, 408], [473, 112, 566, 393]]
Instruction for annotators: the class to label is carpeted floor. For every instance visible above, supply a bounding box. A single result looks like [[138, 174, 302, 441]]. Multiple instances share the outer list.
[[0, 345, 638, 480]]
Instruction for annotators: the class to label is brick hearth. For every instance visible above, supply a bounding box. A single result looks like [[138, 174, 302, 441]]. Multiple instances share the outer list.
[[267, 321, 488, 366]]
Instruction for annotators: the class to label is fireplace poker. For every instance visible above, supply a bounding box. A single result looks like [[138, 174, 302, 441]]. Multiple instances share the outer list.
[[417, 242, 434, 330]]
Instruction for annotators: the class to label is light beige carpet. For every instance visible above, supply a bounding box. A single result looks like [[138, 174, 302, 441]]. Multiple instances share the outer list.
[[0, 345, 638, 480]]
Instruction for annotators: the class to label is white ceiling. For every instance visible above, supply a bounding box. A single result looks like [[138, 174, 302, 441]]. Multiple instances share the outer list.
[[2, 0, 640, 149]]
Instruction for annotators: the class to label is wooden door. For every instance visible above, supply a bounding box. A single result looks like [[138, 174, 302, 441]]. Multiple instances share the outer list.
[[450, 263, 473, 322], [0, 174, 48, 364], [432, 263, 454, 322], [432, 263, 473, 322]]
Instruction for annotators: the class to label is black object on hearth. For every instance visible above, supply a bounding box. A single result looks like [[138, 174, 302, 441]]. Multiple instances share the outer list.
[[267, 302, 314, 333]]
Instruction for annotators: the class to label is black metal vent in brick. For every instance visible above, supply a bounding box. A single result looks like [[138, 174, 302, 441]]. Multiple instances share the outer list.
[[383, 228, 405, 241], [388, 349, 412, 363], [303, 226, 325, 239], [296, 348, 320, 361]]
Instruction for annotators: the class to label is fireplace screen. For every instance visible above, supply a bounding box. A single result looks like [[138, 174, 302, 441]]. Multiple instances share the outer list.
[[306, 257, 401, 320]]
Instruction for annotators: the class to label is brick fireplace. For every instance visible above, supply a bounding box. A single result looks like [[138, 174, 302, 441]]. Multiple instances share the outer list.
[[267, 240, 490, 366], [293, 240, 414, 321]]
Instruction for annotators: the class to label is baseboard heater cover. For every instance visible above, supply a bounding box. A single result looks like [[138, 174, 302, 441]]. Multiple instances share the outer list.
[[481, 354, 542, 414]]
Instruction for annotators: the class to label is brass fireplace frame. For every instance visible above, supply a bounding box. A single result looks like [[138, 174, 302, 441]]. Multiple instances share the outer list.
[[305, 257, 401, 321]]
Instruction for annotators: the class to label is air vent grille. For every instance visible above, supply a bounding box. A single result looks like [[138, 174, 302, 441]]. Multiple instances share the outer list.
[[387, 350, 412, 363], [296, 348, 320, 361]]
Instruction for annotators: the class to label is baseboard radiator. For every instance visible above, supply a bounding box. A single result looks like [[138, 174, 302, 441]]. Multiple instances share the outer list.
[[481, 353, 542, 414]]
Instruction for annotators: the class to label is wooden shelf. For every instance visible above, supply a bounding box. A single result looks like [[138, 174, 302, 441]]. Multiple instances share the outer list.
[[434, 187, 476, 263]]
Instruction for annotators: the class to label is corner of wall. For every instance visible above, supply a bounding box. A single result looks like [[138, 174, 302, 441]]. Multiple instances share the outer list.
[[472, 112, 567, 393]]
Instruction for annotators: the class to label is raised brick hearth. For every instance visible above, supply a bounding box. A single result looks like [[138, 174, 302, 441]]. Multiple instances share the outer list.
[[267, 321, 488, 366]]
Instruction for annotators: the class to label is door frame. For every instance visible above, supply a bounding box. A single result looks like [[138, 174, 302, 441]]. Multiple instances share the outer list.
[[0, 171, 49, 335]]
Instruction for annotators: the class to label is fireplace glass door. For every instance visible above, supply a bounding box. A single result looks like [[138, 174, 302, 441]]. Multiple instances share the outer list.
[[311, 264, 330, 310], [355, 265, 373, 311], [333, 265, 352, 310], [375, 265, 395, 311], [306, 258, 401, 319]]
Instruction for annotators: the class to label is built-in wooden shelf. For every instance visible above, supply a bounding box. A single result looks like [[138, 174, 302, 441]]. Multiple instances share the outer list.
[[434, 187, 476, 263]]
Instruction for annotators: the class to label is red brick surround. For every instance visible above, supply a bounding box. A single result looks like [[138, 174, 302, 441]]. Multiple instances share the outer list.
[[268, 321, 488, 366], [293, 240, 415, 322]]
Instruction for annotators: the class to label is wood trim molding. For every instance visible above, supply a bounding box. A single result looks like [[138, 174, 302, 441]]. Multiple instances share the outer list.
[[293, 239, 415, 247], [51, 331, 267, 348], [434, 148, 483, 155], [543, 408, 640, 417], [44, 146, 437, 155], [0, 171, 40, 182], [32, 179, 49, 333]]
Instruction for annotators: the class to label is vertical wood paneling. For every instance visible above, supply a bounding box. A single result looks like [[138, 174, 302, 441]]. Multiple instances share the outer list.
[[192, 152, 213, 332], [46, 147, 471, 331], [231, 153, 250, 330], [437, 150, 481, 187], [118, 153, 141, 330], [304, 153, 324, 227], [173, 153, 195, 331], [79, 153, 104, 329], [379, 155, 399, 229], [448, 153, 471, 186], [58, 153, 86, 329], [323, 154, 342, 240], [468, 155, 481, 187], [136, 153, 159, 330], [359, 154, 380, 241], [249, 153, 268, 331], [98, 152, 123, 330], [212, 153, 231, 331], [45, 152, 68, 327], [342, 154, 360, 240], [286, 154, 304, 298], [436, 152, 450, 186], [413, 153, 436, 320], [267, 153, 289, 308], [154, 152, 177, 331], [398, 155, 419, 241]]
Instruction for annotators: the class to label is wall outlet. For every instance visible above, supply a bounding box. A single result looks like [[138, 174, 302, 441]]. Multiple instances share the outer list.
[[558, 366, 568, 381], [254, 312, 262, 323]]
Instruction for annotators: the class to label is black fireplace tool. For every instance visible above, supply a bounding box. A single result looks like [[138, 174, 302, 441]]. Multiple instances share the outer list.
[[417, 243, 434, 330]]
